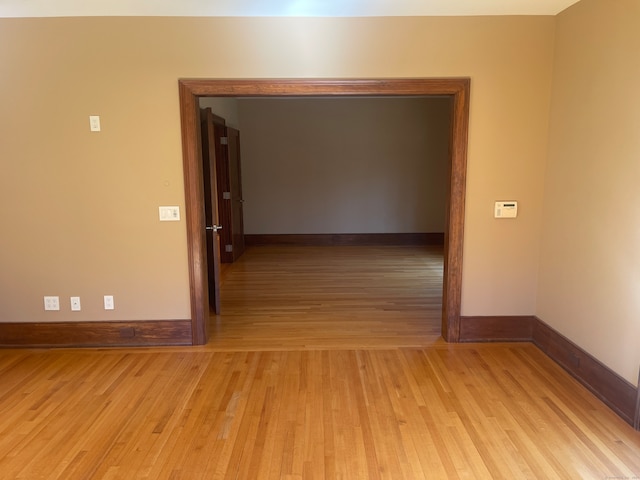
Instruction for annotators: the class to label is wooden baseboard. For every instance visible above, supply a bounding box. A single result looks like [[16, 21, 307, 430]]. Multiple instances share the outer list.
[[0, 320, 193, 348], [459, 315, 535, 342], [636, 371, 640, 431], [244, 233, 445, 247], [458, 314, 639, 429], [532, 319, 638, 428]]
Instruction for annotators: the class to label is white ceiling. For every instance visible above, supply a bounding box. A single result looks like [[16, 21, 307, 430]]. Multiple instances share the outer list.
[[0, 0, 582, 18]]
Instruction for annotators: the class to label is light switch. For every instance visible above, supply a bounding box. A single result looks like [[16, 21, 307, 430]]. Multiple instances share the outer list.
[[89, 115, 101, 132], [495, 201, 518, 218], [159, 206, 180, 221]]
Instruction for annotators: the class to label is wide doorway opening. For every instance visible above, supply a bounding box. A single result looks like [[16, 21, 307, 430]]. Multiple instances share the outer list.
[[178, 79, 470, 345]]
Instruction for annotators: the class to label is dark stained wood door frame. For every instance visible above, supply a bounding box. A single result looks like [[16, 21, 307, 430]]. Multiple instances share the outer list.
[[178, 78, 470, 345]]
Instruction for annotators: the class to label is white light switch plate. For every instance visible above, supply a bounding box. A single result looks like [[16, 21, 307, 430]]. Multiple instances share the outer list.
[[89, 115, 101, 132], [159, 206, 180, 221]]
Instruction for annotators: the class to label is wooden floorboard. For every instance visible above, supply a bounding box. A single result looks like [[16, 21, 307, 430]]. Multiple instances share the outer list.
[[212, 245, 444, 350], [0, 246, 639, 478]]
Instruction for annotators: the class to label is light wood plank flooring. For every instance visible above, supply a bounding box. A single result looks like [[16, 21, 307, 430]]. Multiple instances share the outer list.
[[212, 245, 444, 350], [0, 246, 639, 479]]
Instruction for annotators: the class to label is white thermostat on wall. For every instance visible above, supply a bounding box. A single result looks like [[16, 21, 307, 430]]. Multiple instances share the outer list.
[[494, 201, 518, 218]]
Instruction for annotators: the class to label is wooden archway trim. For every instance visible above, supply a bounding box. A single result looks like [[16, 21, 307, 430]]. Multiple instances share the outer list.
[[178, 78, 470, 345]]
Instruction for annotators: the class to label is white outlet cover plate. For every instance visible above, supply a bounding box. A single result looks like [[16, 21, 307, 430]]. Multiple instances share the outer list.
[[44, 296, 60, 311], [70, 296, 81, 311], [104, 295, 115, 310]]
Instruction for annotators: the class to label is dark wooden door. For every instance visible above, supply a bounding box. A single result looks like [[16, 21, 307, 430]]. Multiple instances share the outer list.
[[226, 127, 246, 261], [200, 108, 222, 315], [216, 126, 245, 263]]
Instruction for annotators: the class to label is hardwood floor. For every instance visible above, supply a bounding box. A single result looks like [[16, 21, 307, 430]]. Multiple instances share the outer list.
[[0, 246, 639, 478], [212, 246, 444, 350]]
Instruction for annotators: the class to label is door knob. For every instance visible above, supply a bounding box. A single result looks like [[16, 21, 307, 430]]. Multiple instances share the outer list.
[[206, 225, 223, 231]]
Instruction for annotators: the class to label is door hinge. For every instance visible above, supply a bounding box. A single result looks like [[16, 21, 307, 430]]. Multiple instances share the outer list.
[[225, 245, 233, 252], [220, 137, 228, 145], [222, 191, 231, 200]]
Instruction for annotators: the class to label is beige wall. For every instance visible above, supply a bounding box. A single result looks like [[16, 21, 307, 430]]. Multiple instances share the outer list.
[[0, 16, 555, 323], [237, 97, 451, 234], [537, 0, 640, 384]]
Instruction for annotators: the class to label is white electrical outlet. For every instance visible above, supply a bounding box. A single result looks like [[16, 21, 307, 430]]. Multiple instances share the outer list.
[[104, 295, 115, 310], [70, 296, 81, 311], [44, 296, 60, 311]]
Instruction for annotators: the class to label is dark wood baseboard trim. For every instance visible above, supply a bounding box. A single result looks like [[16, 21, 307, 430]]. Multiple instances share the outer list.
[[531, 319, 638, 428], [244, 233, 445, 247], [0, 320, 193, 348], [458, 315, 638, 429], [635, 371, 640, 430], [459, 315, 535, 342]]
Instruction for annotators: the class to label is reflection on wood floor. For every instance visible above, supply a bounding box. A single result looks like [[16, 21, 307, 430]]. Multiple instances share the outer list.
[[211, 245, 444, 350], [1, 246, 639, 478]]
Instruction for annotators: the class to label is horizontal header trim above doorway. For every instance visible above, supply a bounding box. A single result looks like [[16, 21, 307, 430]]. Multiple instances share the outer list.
[[180, 78, 470, 97]]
